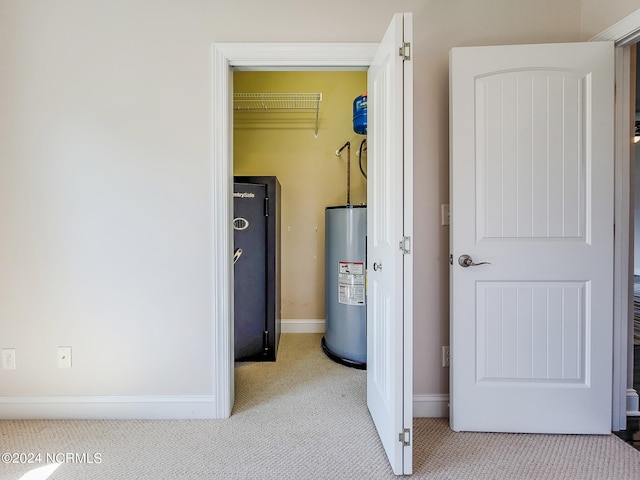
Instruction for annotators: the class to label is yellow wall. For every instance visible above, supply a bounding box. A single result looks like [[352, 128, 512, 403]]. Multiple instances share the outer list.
[[234, 71, 367, 320]]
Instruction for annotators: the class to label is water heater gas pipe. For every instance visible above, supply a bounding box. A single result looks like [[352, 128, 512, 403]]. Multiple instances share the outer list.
[[335, 141, 351, 205]]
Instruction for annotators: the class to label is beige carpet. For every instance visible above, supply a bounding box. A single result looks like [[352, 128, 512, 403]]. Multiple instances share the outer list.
[[1, 333, 639, 479]]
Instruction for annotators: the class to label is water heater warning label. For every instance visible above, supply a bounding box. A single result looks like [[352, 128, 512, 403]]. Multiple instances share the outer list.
[[338, 262, 365, 306]]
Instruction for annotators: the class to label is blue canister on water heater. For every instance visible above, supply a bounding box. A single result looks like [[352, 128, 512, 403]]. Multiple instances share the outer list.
[[353, 94, 367, 135]]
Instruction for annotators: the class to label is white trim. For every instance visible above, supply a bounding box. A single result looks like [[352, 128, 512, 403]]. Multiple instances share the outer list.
[[0, 396, 216, 420], [281, 319, 325, 333], [212, 43, 378, 420], [402, 12, 415, 475], [591, 8, 640, 46], [413, 395, 449, 418], [0, 393, 451, 420], [215, 43, 376, 69], [612, 45, 634, 432], [591, 9, 640, 432], [212, 44, 234, 420]]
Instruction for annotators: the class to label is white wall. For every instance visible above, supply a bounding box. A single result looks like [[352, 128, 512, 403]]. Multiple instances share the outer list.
[[581, 0, 640, 39], [2, 0, 628, 417], [412, 0, 583, 397], [0, 1, 215, 404]]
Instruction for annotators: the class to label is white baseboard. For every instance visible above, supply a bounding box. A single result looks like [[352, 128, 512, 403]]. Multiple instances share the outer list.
[[413, 394, 449, 418], [0, 396, 218, 420], [281, 319, 325, 333], [0, 393, 450, 420]]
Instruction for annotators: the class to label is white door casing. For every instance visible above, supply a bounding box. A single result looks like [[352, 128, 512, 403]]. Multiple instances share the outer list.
[[450, 42, 614, 434], [593, 9, 640, 429], [212, 43, 377, 418], [367, 13, 413, 475]]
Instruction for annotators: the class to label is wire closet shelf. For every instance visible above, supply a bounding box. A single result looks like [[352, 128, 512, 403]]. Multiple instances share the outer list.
[[233, 92, 323, 137]]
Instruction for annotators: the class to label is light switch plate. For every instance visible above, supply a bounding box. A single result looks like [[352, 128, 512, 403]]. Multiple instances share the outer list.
[[57, 346, 72, 368]]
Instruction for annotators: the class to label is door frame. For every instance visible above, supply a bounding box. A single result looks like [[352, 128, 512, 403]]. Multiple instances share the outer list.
[[592, 8, 640, 430], [211, 43, 377, 418]]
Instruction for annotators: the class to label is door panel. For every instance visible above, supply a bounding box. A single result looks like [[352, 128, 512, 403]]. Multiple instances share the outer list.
[[367, 12, 413, 475], [450, 42, 614, 434], [476, 70, 587, 241], [476, 282, 586, 382]]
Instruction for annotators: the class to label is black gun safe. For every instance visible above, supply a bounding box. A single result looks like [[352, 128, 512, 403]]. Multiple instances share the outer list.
[[233, 176, 281, 361]]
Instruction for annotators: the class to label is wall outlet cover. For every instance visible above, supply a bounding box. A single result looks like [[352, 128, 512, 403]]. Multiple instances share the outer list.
[[2, 349, 16, 370], [442, 346, 450, 367]]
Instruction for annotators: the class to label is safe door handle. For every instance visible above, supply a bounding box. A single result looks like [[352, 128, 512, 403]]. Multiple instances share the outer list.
[[373, 262, 382, 271], [458, 254, 491, 268]]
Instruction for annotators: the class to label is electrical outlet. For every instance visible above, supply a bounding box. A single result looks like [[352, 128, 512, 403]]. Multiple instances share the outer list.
[[442, 346, 450, 367], [2, 349, 16, 370], [57, 346, 72, 368]]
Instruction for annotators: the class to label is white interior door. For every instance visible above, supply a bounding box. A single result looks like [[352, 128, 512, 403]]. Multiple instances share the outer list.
[[450, 42, 614, 434], [367, 12, 413, 474]]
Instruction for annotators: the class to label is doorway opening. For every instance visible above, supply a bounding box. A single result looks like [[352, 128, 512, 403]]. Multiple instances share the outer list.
[[232, 70, 368, 358], [211, 43, 378, 419]]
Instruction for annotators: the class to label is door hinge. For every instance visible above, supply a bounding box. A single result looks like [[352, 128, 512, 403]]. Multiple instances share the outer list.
[[264, 197, 269, 217], [263, 330, 270, 352], [399, 236, 411, 255], [399, 428, 411, 446], [399, 42, 411, 61]]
